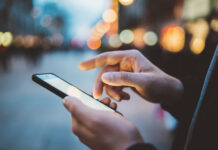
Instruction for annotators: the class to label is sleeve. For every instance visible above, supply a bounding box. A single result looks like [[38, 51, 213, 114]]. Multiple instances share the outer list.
[[126, 143, 157, 150]]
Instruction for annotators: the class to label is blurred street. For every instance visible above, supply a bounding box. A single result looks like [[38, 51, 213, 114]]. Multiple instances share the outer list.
[[0, 0, 217, 150], [0, 49, 173, 150]]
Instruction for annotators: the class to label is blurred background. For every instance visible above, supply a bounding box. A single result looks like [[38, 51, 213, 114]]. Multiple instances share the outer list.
[[0, 0, 217, 150]]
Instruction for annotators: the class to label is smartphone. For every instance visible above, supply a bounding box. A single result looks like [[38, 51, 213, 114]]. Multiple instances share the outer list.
[[32, 73, 115, 112]]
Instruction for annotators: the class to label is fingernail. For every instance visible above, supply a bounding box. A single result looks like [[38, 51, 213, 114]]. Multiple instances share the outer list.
[[63, 96, 71, 105], [114, 95, 121, 101], [102, 73, 112, 81], [93, 93, 100, 99]]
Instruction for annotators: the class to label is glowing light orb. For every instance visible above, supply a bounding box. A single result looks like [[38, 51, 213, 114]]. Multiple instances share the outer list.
[[119, 0, 135, 6], [190, 37, 205, 55], [102, 9, 117, 23], [87, 36, 101, 50], [108, 34, 122, 48], [0, 32, 3, 45], [144, 31, 158, 46], [160, 25, 185, 53], [24, 35, 35, 48], [211, 19, 218, 32], [40, 15, 52, 27], [119, 29, 134, 44], [0, 32, 13, 47], [133, 28, 146, 48]]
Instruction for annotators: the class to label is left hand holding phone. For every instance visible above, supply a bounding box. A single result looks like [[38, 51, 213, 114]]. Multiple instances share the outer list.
[[63, 96, 143, 150]]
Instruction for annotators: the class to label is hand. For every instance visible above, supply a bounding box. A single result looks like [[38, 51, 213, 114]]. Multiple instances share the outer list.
[[62, 96, 143, 150], [79, 50, 184, 105]]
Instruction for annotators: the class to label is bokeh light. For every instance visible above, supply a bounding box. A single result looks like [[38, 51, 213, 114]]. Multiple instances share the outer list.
[[50, 33, 64, 47], [186, 19, 209, 39], [13, 35, 24, 48], [119, 29, 134, 44], [144, 31, 158, 46], [31, 7, 42, 18], [133, 28, 146, 48], [0, 32, 3, 45], [96, 21, 110, 34], [160, 25, 185, 53], [40, 14, 52, 27], [190, 37, 205, 55], [24, 35, 35, 48], [186, 19, 209, 54], [210, 18, 218, 32], [102, 9, 117, 23], [0, 32, 13, 47], [119, 0, 135, 6], [91, 21, 110, 39], [87, 36, 101, 50], [108, 34, 122, 48]]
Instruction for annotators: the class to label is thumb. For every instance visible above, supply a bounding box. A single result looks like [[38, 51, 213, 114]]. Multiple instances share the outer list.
[[62, 96, 94, 125], [101, 72, 143, 88]]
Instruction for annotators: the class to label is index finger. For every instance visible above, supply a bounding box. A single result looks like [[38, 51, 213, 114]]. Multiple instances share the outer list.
[[79, 51, 126, 70]]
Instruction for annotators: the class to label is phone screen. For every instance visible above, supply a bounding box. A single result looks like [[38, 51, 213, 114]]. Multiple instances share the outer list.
[[36, 74, 115, 112]]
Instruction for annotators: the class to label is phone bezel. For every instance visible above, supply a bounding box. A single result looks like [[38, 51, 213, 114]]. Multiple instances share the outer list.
[[32, 73, 117, 113]]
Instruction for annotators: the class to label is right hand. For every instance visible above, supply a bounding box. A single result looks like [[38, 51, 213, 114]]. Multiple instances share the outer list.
[[79, 50, 183, 106]]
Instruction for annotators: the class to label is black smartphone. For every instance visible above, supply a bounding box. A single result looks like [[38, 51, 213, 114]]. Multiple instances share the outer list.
[[32, 73, 115, 112]]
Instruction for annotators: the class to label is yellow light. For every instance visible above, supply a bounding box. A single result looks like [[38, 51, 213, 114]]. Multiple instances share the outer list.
[[160, 25, 185, 53], [119, 0, 135, 6], [0, 32, 13, 47], [24, 35, 35, 48], [0, 32, 3, 45], [108, 34, 122, 48], [119, 29, 134, 44], [87, 36, 101, 50], [144, 31, 158, 46], [190, 37, 205, 55], [186, 19, 209, 39], [102, 9, 117, 23], [133, 28, 146, 48], [211, 19, 218, 32]]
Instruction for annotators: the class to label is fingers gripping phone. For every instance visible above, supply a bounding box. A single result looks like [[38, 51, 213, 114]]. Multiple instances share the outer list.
[[32, 73, 115, 113]]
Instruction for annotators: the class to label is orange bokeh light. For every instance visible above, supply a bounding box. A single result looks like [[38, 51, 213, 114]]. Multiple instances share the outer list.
[[87, 36, 101, 50], [160, 25, 185, 53], [119, 0, 135, 6], [133, 28, 146, 48]]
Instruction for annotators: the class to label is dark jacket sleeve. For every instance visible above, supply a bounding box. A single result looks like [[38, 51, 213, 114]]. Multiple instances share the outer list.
[[127, 143, 157, 150]]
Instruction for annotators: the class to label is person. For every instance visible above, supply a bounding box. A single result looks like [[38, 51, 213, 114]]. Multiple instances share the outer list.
[[62, 47, 218, 150]]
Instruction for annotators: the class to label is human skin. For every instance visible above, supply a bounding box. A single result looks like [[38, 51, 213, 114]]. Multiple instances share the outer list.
[[62, 50, 184, 150], [79, 50, 184, 106], [63, 96, 144, 150]]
